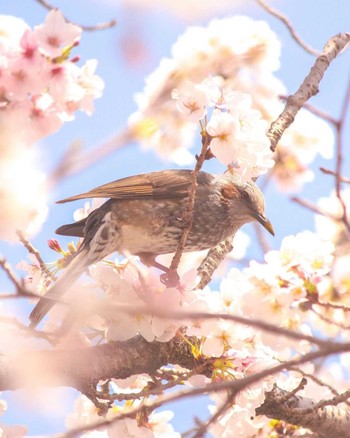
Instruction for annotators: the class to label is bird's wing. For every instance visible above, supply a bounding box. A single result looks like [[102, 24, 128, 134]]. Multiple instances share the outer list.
[[57, 170, 214, 204], [55, 217, 86, 237]]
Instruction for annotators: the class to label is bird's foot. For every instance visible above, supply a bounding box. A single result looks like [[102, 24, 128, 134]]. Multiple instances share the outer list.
[[139, 253, 180, 287], [160, 269, 180, 288]]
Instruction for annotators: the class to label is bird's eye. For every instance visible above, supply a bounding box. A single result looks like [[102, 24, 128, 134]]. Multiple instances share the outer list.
[[242, 191, 251, 202]]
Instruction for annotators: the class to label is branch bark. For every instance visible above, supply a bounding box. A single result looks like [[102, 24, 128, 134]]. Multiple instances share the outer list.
[[257, 384, 350, 438], [0, 335, 197, 392], [268, 33, 350, 152]]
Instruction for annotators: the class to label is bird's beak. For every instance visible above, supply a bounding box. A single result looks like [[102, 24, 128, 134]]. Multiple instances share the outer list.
[[256, 213, 275, 236]]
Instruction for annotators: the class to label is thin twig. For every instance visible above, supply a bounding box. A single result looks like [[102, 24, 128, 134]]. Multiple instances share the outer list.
[[190, 393, 235, 438], [311, 307, 350, 331], [334, 75, 350, 234], [256, 0, 318, 56], [16, 230, 55, 281], [35, 0, 116, 31], [0, 257, 36, 297], [49, 129, 132, 187], [169, 134, 211, 274], [291, 196, 340, 220], [313, 388, 350, 410], [102, 303, 336, 348], [315, 299, 350, 311], [0, 316, 55, 342], [253, 221, 271, 255], [320, 167, 350, 184], [289, 366, 350, 408], [291, 99, 339, 125]]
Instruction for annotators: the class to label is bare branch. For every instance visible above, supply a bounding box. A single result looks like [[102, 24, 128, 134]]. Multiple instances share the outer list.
[[35, 0, 116, 31], [257, 384, 350, 437], [334, 75, 350, 233], [289, 366, 350, 407], [100, 304, 344, 348], [0, 316, 55, 342], [268, 33, 350, 152], [320, 167, 350, 184], [256, 0, 318, 56], [285, 98, 339, 125], [168, 133, 212, 278], [49, 129, 133, 186], [0, 257, 36, 298], [291, 196, 340, 220], [16, 230, 55, 281]]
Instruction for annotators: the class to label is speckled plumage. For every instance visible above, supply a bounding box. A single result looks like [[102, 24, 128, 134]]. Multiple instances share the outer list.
[[29, 169, 274, 328]]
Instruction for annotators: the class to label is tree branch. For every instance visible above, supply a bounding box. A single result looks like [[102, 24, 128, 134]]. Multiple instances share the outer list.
[[35, 0, 116, 31], [0, 335, 198, 392], [267, 33, 350, 152], [257, 384, 350, 438], [256, 0, 318, 56]]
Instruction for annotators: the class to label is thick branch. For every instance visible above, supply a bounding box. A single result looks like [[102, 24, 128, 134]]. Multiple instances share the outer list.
[[268, 33, 350, 151], [257, 384, 350, 438], [195, 238, 233, 289], [0, 335, 197, 392]]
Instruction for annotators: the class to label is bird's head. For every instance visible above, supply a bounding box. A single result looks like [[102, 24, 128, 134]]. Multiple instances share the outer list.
[[220, 174, 274, 236]]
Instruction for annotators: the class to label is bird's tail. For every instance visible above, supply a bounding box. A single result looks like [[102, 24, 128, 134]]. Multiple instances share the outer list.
[[29, 249, 88, 329]]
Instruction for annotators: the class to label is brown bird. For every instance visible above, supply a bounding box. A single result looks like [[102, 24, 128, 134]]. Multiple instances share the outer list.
[[29, 169, 274, 328]]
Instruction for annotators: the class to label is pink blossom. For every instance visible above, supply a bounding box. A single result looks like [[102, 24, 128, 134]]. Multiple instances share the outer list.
[[34, 9, 81, 58], [207, 110, 238, 165], [172, 80, 209, 121]]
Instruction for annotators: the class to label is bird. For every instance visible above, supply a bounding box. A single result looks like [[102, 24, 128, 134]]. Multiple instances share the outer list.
[[29, 169, 274, 328]]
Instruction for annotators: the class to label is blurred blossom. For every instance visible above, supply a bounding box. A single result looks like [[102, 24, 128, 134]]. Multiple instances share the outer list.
[[266, 230, 334, 275], [16, 254, 45, 293], [130, 15, 334, 190], [272, 109, 334, 191], [0, 10, 103, 239], [0, 10, 104, 146], [118, 0, 245, 21], [67, 394, 179, 437], [89, 261, 192, 342], [20, 220, 349, 435], [129, 16, 281, 167], [0, 143, 48, 241], [73, 198, 107, 222], [65, 395, 102, 430], [315, 188, 350, 249], [204, 92, 274, 180]]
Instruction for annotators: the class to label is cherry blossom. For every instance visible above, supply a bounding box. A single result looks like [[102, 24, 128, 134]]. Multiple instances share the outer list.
[[0, 10, 104, 240], [34, 9, 81, 58], [171, 80, 209, 122]]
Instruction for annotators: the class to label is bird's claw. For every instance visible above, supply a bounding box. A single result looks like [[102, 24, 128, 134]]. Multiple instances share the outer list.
[[160, 270, 180, 287]]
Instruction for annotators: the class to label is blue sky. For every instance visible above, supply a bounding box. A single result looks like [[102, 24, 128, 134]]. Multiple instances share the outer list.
[[0, 0, 349, 435]]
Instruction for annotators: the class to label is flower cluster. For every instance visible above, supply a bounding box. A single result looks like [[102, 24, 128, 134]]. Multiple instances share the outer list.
[[66, 394, 179, 438], [129, 15, 334, 189], [129, 16, 281, 169], [0, 10, 104, 144], [272, 109, 334, 191], [19, 228, 339, 436], [173, 81, 274, 180], [0, 10, 104, 241]]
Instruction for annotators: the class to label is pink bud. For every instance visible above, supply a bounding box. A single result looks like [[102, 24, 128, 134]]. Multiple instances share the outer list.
[[71, 55, 80, 63], [48, 239, 62, 253]]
